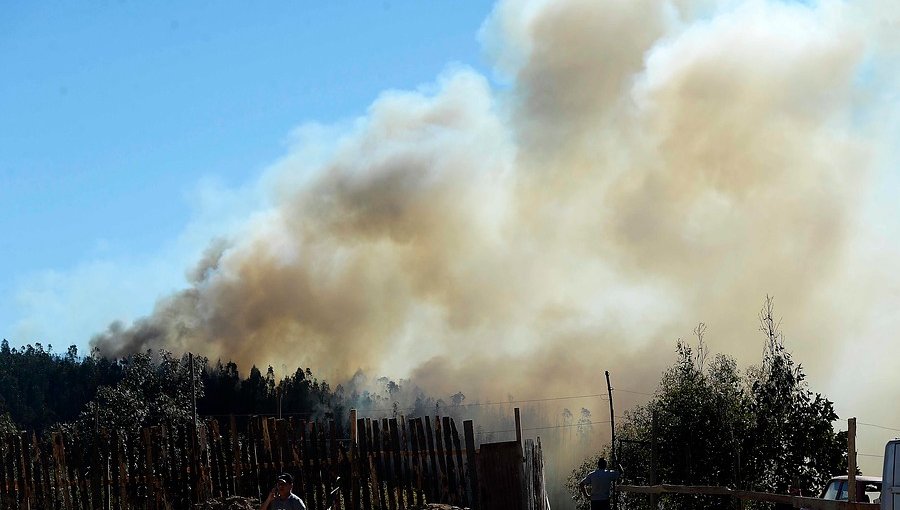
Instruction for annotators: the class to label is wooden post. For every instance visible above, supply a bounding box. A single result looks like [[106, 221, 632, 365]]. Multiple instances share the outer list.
[[441, 417, 458, 506], [650, 410, 658, 510], [350, 409, 358, 444], [514, 408, 523, 452], [605, 371, 616, 466], [605, 371, 617, 510], [408, 418, 424, 503], [463, 420, 479, 510], [424, 417, 441, 502], [356, 418, 371, 510], [450, 420, 466, 507], [848, 417, 857, 503]]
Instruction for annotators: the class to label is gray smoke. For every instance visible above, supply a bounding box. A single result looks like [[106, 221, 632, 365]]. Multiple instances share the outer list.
[[93, 0, 900, 466]]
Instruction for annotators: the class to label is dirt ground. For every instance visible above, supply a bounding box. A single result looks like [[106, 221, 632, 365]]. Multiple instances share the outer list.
[[194, 496, 467, 510]]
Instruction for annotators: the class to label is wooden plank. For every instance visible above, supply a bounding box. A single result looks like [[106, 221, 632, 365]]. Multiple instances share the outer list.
[[442, 417, 460, 506], [16, 432, 33, 510], [537, 436, 550, 510], [310, 421, 325, 509], [159, 425, 175, 510], [69, 432, 86, 510], [524, 439, 535, 510], [388, 418, 405, 510], [51, 433, 72, 510], [32, 433, 51, 510], [371, 419, 387, 510], [399, 416, 418, 507], [329, 419, 344, 510], [451, 419, 467, 508], [407, 418, 424, 502], [148, 427, 163, 510], [476, 441, 526, 510], [382, 418, 399, 510], [276, 419, 289, 482], [0, 433, 10, 510], [422, 417, 440, 502], [7, 434, 21, 510], [433, 417, 449, 502], [248, 417, 261, 500], [115, 430, 128, 507], [296, 420, 308, 502], [356, 418, 371, 510], [229, 415, 241, 496], [207, 420, 222, 498]]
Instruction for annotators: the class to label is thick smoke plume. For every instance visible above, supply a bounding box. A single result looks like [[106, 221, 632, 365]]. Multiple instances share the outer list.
[[94, 0, 899, 448]]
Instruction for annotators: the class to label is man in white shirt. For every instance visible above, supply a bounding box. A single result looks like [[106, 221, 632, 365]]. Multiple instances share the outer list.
[[579, 457, 621, 510]]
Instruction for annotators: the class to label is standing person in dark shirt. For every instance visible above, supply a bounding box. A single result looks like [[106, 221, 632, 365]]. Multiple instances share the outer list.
[[260, 473, 307, 510], [579, 457, 622, 510]]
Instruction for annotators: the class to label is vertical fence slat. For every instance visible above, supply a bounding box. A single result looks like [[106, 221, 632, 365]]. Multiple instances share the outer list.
[[434, 417, 449, 502], [381, 418, 397, 510], [0, 433, 9, 510], [356, 418, 371, 510], [370, 419, 386, 510], [329, 419, 343, 510], [422, 417, 439, 503], [399, 417, 417, 508], [16, 432, 32, 510], [296, 420, 308, 503], [408, 418, 424, 504], [463, 419, 479, 510], [229, 415, 241, 496], [28, 433, 45, 510], [52, 432, 69, 510], [451, 419, 467, 508], [387, 418, 404, 510], [441, 417, 458, 506]]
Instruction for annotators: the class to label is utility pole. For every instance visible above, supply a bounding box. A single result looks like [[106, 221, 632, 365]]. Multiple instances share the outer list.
[[605, 371, 616, 466], [650, 410, 658, 509], [605, 371, 617, 510], [849, 417, 857, 503]]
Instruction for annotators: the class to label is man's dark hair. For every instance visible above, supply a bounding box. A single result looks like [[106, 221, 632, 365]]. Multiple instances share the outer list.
[[597, 457, 607, 469]]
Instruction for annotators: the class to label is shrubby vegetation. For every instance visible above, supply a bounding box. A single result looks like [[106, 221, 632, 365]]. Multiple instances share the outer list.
[[567, 299, 847, 509]]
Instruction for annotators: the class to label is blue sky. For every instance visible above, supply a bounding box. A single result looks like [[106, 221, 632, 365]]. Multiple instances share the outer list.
[[1, 0, 495, 352]]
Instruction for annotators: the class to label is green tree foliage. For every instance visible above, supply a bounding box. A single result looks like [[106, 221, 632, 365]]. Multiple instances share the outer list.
[[742, 298, 847, 496], [0, 340, 123, 431], [68, 350, 204, 435], [568, 300, 847, 510]]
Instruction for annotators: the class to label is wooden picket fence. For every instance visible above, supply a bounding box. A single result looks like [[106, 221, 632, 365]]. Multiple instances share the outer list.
[[0, 412, 548, 510]]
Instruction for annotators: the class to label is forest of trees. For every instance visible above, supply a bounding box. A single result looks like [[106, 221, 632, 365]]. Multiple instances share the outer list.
[[0, 339, 459, 438]]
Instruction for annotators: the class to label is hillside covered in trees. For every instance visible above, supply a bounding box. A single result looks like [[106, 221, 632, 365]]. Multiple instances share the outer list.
[[0, 341, 450, 436]]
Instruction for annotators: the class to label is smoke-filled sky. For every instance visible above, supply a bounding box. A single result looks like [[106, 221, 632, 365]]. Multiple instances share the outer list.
[[5, 0, 900, 473]]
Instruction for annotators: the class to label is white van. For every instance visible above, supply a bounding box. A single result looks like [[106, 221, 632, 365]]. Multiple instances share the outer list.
[[882, 439, 900, 510]]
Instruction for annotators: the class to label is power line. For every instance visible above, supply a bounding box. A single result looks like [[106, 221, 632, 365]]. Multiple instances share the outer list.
[[482, 419, 614, 435], [858, 422, 900, 433], [356, 392, 609, 414], [614, 388, 654, 397]]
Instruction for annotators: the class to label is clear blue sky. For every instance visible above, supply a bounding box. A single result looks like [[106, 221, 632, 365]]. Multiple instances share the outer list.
[[1, 0, 495, 352]]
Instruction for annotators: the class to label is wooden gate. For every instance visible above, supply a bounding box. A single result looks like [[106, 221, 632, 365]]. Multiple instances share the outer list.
[[476, 440, 527, 510]]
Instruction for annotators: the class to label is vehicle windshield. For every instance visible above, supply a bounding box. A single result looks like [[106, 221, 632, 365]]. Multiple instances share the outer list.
[[822, 480, 882, 502]]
